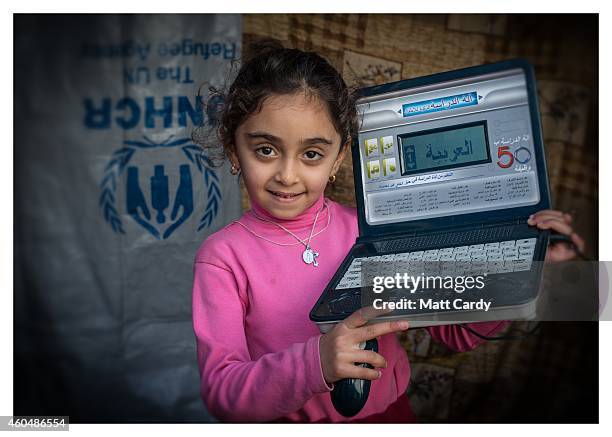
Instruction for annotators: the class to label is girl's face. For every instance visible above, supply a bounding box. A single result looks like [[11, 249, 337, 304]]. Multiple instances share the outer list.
[[230, 93, 348, 220]]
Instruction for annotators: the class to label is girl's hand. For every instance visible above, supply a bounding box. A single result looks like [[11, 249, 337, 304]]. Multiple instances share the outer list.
[[319, 306, 409, 384], [527, 209, 586, 262]]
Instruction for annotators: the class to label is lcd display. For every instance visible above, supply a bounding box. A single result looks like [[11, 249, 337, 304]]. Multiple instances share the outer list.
[[398, 121, 491, 176]]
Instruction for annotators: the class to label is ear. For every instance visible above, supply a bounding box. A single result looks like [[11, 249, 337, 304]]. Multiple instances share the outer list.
[[330, 140, 350, 176], [227, 144, 240, 168]]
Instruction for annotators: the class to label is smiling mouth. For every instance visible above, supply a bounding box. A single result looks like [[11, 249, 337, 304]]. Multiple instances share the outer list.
[[267, 190, 304, 199]]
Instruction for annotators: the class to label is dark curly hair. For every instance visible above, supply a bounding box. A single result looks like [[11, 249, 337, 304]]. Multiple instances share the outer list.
[[193, 39, 360, 167]]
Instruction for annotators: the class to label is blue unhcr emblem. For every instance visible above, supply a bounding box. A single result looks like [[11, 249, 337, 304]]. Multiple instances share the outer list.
[[99, 136, 221, 239]]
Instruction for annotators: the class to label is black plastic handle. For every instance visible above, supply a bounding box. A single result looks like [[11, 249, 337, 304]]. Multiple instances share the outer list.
[[330, 338, 379, 417]]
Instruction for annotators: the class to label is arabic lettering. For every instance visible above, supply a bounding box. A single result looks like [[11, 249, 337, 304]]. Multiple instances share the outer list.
[[402, 92, 478, 117]]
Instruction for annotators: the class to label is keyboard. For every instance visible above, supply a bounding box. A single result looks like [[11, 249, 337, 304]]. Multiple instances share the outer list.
[[334, 237, 537, 290]]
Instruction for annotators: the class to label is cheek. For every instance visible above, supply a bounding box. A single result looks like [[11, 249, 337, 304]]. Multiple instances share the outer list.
[[236, 149, 261, 175], [304, 164, 334, 189], [240, 163, 266, 188]]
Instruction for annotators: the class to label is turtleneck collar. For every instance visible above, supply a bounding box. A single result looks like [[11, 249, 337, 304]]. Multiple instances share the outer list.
[[242, 195, 329, 234]]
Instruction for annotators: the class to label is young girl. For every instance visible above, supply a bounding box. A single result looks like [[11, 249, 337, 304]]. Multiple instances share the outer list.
[[191, 42, 586, 423]]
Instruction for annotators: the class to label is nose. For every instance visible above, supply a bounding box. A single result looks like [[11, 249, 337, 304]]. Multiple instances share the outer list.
[[274, 157, 300, 186]]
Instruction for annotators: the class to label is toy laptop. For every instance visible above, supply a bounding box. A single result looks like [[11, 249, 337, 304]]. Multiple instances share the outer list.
[[310, 59, 552, 333]]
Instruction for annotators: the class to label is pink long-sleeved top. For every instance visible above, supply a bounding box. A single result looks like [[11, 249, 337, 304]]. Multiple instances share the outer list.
[[192, 195, 507, 422]]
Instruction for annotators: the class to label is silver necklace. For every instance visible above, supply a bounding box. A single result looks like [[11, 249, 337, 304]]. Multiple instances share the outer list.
[[233, 201, 330, 267]]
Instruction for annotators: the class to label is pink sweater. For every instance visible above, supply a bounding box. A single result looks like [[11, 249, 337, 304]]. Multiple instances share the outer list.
[[192, 195, 507, 422]]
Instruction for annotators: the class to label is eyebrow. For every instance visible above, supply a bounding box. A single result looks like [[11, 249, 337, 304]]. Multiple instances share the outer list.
[[246, 131, 334, 147]]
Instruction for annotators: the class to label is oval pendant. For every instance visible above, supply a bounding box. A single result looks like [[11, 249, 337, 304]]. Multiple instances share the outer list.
[[302, 248, 314, 264]]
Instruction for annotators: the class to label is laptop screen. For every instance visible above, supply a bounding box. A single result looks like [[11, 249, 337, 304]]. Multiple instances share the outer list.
[[357, 68, 542, 226], [397, 120, 491, 176]]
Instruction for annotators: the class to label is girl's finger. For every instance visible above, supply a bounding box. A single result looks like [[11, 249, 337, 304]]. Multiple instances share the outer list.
[[528, 212, 571, 225], [528, 215, 570, 231], [337, 363, 381, 381], [341, 306, 393, 330], [531, 209, 565, 219], [535, 218, 573, 235], [354, 319, 409, 342], [529, 210, 573, 225], [349, 349, 388, 369], [571, 232, 586, 253], [340, 308, 369, 330]]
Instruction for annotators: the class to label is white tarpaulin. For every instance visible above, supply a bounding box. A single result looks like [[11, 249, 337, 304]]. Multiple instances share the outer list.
[[14, 14, 242, 422]]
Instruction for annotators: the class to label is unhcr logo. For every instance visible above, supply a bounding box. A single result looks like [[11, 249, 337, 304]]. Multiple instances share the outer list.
[[99, 136, 221, 239]]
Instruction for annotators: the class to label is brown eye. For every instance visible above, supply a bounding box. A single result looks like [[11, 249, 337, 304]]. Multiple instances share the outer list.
[[256, 146, 276, 157], [304, 150, 323, 160]]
